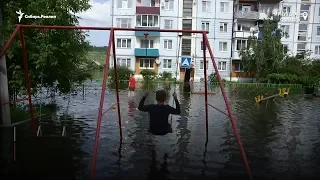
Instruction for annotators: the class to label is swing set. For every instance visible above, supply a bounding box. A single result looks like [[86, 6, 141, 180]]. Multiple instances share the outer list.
[[0, 25, 253, 180]]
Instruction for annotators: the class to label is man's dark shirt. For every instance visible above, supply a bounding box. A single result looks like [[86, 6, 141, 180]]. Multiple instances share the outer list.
[[138, 96, 180, 135]]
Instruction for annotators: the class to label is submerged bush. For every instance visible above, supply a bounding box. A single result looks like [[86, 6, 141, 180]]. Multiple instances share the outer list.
[[140, 69, 157, 82], [108, 66, 133, 82]]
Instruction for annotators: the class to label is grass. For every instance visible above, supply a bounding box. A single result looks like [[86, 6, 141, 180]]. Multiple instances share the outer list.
[[10, 104, 58, 124], [87, 51, 106, 65]]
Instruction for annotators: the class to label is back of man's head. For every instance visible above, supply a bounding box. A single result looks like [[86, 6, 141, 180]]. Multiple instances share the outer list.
[[156, 90, 167, 102]]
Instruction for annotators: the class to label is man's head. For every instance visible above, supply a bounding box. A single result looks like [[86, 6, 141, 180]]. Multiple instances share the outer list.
[[156, 89, 167, 103], [130, 73, 134, 77]]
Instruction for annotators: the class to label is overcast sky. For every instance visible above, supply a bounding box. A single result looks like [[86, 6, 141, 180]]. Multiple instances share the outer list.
[[78, 0, 111, 46]]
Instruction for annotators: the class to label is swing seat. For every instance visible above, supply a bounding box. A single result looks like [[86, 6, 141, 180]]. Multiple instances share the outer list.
[[36, 125, 67, 138]]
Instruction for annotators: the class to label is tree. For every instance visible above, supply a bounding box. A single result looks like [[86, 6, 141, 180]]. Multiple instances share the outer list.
[[2, 0, 91, 95], [239, 20, 287, 80]]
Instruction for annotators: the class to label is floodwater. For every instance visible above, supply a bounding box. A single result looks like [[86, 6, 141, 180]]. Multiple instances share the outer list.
[[1, 82, 320, 180]]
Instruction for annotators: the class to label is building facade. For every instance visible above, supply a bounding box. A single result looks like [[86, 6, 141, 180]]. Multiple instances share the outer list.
[[111, 0, 234, 82], [231, 0, 320, 82], [110, 0, 320, 82]]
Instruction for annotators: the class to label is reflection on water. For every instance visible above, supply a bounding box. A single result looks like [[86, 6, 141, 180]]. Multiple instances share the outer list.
[[2, 83, 320, 180]]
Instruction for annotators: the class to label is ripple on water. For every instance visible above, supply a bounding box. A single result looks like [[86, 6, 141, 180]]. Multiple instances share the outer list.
[[7, 85, 320, 179]]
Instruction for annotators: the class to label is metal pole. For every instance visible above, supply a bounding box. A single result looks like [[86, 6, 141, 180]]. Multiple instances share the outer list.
[[202, 33, 209, 140], [19, 28, 36, 136], [112, 31, 123, 142], [203, 33, 253, 180], [90, 29, 115, 180], [0, 2, 11, 125]]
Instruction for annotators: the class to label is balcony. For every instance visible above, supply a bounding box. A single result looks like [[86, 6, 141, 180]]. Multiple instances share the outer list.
[[136, 0, 160, 14], [233, 31, 256, 38], [234, 11, 259, 20], [134, 48, 159, 57], [135, 28, 160, 36]]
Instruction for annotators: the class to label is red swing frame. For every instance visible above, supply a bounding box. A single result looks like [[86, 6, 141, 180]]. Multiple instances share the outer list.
[[0, 24, 253, 180]]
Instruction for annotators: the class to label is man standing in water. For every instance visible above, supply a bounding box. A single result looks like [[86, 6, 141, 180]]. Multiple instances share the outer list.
[[128, 73, 136, 99]]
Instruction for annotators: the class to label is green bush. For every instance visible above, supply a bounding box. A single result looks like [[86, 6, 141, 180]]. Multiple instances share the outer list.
[[140, 69, 157, 82], [208, 73, 218, 83], [267, 73, 320, 85], [159, 71, 173, 81], [108, 66, 133, 82]]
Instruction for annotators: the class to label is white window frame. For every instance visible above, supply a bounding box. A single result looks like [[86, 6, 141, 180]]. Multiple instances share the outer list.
[[220, 22, 227, 32], [200, 60, 209, 70], [283, 6, 291, 14], [236, 39, 247, 51], [280, 25, 290, 37], [164, 19, 173, 29], [220, 2, 228, 12], [164, 0, 174, 10], [164, 39, 173, 49], [219, 42, 228, 52], [140, 58, 154, 69], [234, 62, 243, 72], [116, 58, 131, 67], [136, 15, 159, 27], [163, 59, 172, 69], [201, 22, 210, 31], [117, 38, 131, 48], [315, 46, 320, 55], [202, 1, 210, 12], [118, 0, 132, 9], [218, 61, 227, 71], [140, 39, 154, 48], [116, 18, 131, 28], [317, 26, 320, 36]]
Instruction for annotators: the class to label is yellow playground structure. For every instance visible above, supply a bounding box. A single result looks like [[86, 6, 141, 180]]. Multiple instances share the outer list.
[[255, 88, 290, 103]]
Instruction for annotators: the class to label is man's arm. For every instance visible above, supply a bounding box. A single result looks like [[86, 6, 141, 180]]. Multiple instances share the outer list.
[[170, 97, 180, 115], [138, 96, 151, 112], [128, 78, 131, 88]]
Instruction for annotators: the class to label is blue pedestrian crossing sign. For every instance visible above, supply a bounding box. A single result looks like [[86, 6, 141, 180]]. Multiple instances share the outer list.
[[180, 57, 191, 68]]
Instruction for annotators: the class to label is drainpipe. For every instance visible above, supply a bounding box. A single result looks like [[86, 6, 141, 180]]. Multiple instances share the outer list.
[[229, 0, 236, 81]]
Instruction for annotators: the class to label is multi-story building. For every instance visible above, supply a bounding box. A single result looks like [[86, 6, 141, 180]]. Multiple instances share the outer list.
[[111, 0, 234, 82], [110, 0, 320, 82], [231, 0, 320, 82]]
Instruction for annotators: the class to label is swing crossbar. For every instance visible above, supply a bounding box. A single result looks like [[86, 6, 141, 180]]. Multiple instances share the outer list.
[[0, 25, 253, 180], [36, 125, 67, 137], [0, 97, 29, 105]]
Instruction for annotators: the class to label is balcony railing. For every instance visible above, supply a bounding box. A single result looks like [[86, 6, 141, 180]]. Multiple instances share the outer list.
[[234, 11, 259, 20]]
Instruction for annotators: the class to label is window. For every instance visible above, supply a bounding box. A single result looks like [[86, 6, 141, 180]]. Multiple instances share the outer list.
[[140, 58, 154, 68], [297, 43, 306, 51], [282, 6, 291, 14], [219, 42, 227, 52], [315, 46, 320, 55], [183, 0, 192, 17], [116, 18, 131, 28], [202, 1, 210, 12], [164, 0, 174, 10], [164, 20, 173, 29], [220, 23, 227, 32], [117, 38, 131, 48], [136, 15, 159, 27], [220, 2, 228, 12], [298, 34, 307, 41], [116, 58, 131, 67], [319, 7, 320, 16], [201, 22, 209, 31], [182, 39, 191, 56], [140, 39, 154, 48], [200, 60, 209, 70], [280, 25, 289, 37], [201, 41, 205, 50], [118, 0, 132, 9], [317, 26, 320, 36], [182, 19, 192, 36], [140, 0, 156, 7], [298, 24, 308, 32], [163, 59, 172, 68], [218, 61, 227, 71], [234, 62, 243, 72], [164, 40, 173, 49], [236, 40, 247, 50], [237, 24, 250, 31]]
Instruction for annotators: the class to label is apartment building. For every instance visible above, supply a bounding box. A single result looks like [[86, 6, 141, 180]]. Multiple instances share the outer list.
[[231, 0, 320, 82], [111, 0, 234, 82]]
